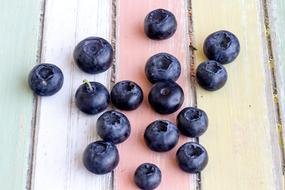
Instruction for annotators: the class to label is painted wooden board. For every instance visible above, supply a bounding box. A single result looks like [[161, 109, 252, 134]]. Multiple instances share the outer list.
[[192, 0, 284, 190], [31, 0, 114, 190], [0, 0, 42, 189], [115, 0, 196, 189], [23, 1, 285, 190], [267, 0, 285, 153]]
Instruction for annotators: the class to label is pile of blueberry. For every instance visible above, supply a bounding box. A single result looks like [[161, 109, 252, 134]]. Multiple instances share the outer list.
[[28, 8, 240, 190]]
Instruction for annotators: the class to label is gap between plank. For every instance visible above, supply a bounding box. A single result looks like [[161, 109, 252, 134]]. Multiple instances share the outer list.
[[26, 0, 47, 189], [111, 0, 118, 88], [262, 0, 285, 174], [111, 0, 118, 189], [188, 0, 198, 108], [187, 0, 201, 189]]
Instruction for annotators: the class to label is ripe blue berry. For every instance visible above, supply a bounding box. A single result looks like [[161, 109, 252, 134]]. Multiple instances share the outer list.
[[83, 141, 119, 175], [144, 9, 177, 40], [176, 142, 208, 173], [144, 120, 179, 152], [145, 53, 181, 84], [204, 30, 240, 64], [75, 81, 110, 115], [28, 63, 64, 96], [148, 81, 184, 114], [134, 163, 161, 190], [196, 60, 228, 91], [73, 37, 113, 74], [177, 107, 208, 138], [111, 80, 143, 111], [97, 110, 131, 144]]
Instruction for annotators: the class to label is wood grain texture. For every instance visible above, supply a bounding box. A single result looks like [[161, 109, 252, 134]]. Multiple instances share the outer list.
[[267, 0, 285, 151], [115, 0, 196, 189], [0, 0, 42, 189], [192, 0, 284, 189], [31, 0, 114, 189]]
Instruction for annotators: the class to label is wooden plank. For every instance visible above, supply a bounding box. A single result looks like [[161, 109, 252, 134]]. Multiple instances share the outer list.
[[115, 0, 196, 189], [267, 0, 285, 154], [0, 0, 42, 189], [191, 0, 284, 190], [31, 0, 114, 189]]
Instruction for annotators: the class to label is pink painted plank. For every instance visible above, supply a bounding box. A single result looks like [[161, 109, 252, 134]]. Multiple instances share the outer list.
[[115, 0, 193, 189]]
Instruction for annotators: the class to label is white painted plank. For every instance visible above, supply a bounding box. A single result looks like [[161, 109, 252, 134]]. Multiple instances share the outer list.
[[31, 0, 113, 189]]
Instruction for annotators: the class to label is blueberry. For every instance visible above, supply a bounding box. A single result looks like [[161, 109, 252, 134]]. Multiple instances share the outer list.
[[144, 9, 177, 40], [73, 37, 113, 74], [148, 81, 184, 114], [176, 142, 208, 173], [28, 63, 64, 96], [196, 60, 228, 91], [134, 163, 161, 190], [145, 53, 181, 84], [83, 141, 119, 175], [111, 80, 143, 111], [177, 107, 208, 138], [75, 80, 110, 115], [144, 120, 179, 152], [203, 30, 240, 64], [97, 110, 131, 144]]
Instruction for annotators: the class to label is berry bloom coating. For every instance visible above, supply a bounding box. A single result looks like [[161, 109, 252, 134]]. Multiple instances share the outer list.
[[111, 80, 143, 111], [177, 107, 208, 137], [75, 81, 110, 115], [134, 163, 162, 190], [144, 120, 179, 152], [203, 30, 240, 64], [196, 60, 228, 91], [144, 9, 177, 40], [83, 141, 119, 175], [176, 142, 208, 173], [97, 110, 131, 144], [145, 53, 181, 84], [74, 37, 113, 74], [148, 81, 184, 114], [28, 63, 64, 96]]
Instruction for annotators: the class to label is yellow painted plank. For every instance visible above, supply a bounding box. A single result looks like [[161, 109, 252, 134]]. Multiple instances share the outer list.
[[192, 0, 284, 189]]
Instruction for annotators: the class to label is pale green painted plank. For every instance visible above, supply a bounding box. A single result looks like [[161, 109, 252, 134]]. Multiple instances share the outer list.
[[268, 0, 285, 150], [0, 0, 42, 189]]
